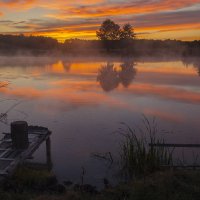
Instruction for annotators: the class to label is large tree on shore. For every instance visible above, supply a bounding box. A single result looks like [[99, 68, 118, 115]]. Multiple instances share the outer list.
[[120, 23, 136, 40], [96, 19, 121, 40], [96, 19, 135, 41]]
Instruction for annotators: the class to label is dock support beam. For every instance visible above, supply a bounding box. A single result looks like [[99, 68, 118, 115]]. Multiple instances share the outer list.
[[46, 137, 52, 170]]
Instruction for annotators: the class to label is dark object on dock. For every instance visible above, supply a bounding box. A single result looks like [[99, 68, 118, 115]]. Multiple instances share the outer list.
[[11, 121, 29, 149], [103, 178, 111, 189], [0, 121, 52, 181]]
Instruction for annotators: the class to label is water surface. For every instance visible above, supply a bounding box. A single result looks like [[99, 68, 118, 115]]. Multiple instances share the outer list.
[[0, 56, 199, 187]]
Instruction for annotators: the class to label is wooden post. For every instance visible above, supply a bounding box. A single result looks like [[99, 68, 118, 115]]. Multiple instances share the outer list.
[[11, 121, 29, 149], [46, 137, 52, 170]]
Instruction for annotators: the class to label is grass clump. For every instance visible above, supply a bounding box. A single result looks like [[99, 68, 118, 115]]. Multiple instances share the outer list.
[[118, 116, 172, 180], [33, 171, 200, 200], [0, 165, 65, 200]]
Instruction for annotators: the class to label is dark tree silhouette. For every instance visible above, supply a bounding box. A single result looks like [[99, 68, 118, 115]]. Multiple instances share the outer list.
[[182, 57, 200, 77], [193, 62, 200, 76], [0, 34, 58, 55], [197, 68, 200, 76], [97, 63, 120, 91], [0, 34, 199, 57], [120, 24, 135, 40], [96, 20, 135, 41], [96, 19, 121, 40], [119, 60, 137, 87]]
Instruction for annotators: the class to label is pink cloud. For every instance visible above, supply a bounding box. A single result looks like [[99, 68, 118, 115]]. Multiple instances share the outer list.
[[0, 0, 37, 9]]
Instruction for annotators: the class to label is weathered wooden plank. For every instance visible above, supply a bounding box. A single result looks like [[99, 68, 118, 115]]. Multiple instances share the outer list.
[[2, 132, 10, 135], [0, 160, 13, 171], [0, 123, 51, 181], [149, 143, 200, 148], [0, 158, 14, 161], [0, 170, 8, 175], [0, 141, 12, 149], [0, 150, 12, 159], [161, 165, 200, 169], [2, 132, 51, 177]]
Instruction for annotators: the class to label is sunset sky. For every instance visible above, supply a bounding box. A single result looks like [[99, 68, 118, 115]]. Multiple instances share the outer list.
[[0, 0, 200, 42]]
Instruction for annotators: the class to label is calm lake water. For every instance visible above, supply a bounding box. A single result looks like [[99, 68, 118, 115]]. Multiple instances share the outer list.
[[0, 56, 200, 187]]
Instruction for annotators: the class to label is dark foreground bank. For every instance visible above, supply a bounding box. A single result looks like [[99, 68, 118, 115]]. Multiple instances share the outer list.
[[1, 166, 200, 200]]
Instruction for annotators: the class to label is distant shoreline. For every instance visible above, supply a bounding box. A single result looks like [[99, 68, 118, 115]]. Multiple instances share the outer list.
[[0, 35, 199, 57]]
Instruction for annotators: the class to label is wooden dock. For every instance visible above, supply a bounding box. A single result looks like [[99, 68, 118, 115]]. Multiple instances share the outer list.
[[149, 143, 200, 169], [149, 143, 200, 148], [0, 122, 51, 181]]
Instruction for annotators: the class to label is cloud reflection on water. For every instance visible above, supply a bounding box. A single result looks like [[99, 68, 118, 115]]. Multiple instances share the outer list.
[[0, 57, 200, 186]]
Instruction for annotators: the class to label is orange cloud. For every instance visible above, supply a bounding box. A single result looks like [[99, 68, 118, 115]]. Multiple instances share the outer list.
[[51, 0, 200, 18], [16, 8, 199, 41], [1, 0, 199, 14], [0, 0, 37, 9], [22, 22, 199, 42], [136, 23, 200, 32]]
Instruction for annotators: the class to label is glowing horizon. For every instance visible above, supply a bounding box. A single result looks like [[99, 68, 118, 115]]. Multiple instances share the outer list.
[[0, 0, 200, 42]]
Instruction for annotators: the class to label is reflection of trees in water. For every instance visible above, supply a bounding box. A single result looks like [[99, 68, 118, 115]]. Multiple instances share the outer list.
[[182, 57, 200, 77], [51, 60, 71, 74], [119, 61, 137, 87], [97, 63, 120, 92], [97, 60, 137, 91], [197, 68, 200, 76], [63, 61, 71, 72], [193, 62, 200, 76]]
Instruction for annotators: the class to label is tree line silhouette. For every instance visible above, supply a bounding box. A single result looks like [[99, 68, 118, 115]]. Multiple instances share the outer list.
[[1, 34, 199, 57], [0, 19, 199, 57]]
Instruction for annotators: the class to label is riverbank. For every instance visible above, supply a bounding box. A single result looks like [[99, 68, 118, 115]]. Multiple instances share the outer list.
[[1, 166, 200, 200]]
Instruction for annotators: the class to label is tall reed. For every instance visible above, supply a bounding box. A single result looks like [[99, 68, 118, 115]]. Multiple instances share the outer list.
[[118, 116, 172, 180]]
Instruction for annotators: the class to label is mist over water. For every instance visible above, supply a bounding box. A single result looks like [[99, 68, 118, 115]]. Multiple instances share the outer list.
[[0, 56, 200, 187]]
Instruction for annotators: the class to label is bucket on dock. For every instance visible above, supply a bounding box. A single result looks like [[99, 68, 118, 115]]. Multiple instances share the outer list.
[[11, 121, 29, 149]]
